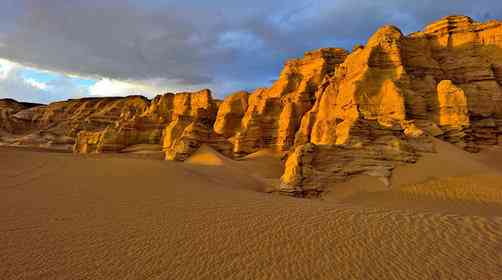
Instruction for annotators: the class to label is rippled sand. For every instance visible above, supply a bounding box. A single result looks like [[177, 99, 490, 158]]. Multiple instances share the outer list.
[[1, 143, 502, 279]]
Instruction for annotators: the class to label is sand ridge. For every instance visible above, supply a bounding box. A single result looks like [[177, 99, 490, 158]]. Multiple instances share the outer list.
[[1, 144, 502, 279]]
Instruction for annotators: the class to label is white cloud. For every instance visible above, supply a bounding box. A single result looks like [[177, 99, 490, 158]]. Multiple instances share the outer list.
[[24, 78, 49, 91], [0, 57, 214, 103], [0, 58, 165, 103], [0, 58, 86, 103], [88, 78, 161, 98], [0, 58, 18, 79]]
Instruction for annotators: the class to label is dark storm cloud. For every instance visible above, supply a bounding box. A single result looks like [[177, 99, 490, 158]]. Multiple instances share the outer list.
[[0, 0, 501, 95]]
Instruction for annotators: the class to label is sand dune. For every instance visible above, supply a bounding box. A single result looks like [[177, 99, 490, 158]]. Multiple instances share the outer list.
[[1, 143, 502, 279]]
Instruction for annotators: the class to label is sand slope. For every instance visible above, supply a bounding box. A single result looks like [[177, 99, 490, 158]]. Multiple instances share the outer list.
[[1, 143, 502, 279]]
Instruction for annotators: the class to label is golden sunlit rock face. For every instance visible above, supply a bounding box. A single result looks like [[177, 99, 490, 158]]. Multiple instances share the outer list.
[[436, 80, 470, 128], [162, 89, 219, 161], [213, 91, 249, 138], [1, 15, 502, 196]]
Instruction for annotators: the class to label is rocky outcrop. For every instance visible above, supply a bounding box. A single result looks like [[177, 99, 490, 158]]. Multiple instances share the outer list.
[[436, 80, 469, 128], [276, 25, 426, 195], [404, 15, 502, 147], [2, 15, 502, 197], [213, 91, 249, 138], [280, 138, 420, 196], [0, 99, 41, 136], [1, 96, 151, 149], [162, 89, 219, 160], [279, 143, 317, 197], [81, 94, 173, 153], [70, 90, 220, 156], [232, 48, 350, 155], [279, 15, 502, 195], [73, 131, 103, 154]]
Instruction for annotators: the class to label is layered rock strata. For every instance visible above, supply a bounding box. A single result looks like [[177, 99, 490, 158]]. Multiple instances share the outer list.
[[0, 99, 40, 135], [279, 16, 502, 195], [2, 15, 502, 196], [233, 48, 350, 155]]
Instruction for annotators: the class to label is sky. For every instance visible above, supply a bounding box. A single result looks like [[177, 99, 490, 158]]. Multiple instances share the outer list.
[[0, 0, 501, 104]]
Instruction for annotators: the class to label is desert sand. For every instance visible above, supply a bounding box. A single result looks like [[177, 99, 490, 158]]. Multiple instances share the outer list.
[[1, 140, 502, 280]]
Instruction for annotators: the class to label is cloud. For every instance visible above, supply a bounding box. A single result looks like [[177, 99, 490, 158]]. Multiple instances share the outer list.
[[0, 58, 17, 79], [0, 0, 502, 102], [0, 58, 87, 103], [0, 58, 167, 103], [88, 78, 159, 97], [24, 78, 49, 91]]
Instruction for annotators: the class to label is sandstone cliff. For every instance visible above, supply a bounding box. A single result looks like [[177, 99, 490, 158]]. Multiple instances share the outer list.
[[2, 15, 501, 196], [0, 99, 41, 136], [1, 96, 151, 149], [233, 48, 349, 155], [279, 15, 502, 195]]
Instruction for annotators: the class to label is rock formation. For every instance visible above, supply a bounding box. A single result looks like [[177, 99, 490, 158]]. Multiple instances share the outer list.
[[162, 89, 219, 161], [1, 96, 153, 149], [232, 48, 350, 155], [279, 16, 502, 195], [213, 91, 249, 138], [0, 99, 31, 135], [2, 15, 502, 196]]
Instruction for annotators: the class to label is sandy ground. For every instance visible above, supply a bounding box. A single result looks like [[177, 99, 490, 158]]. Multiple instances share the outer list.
[[1, 141, 502, 280]]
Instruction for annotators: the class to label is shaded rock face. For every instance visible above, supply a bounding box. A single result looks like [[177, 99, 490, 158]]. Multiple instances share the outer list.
[[0, 99, 42, 136], [0, 99, 29, 135], [402, 15, 502, 149], [2, 15, 502, 196]]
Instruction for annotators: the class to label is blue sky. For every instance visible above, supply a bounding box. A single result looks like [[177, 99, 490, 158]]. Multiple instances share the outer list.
[[1, 0, 501, 103], [0, 58, 165, 103], [21, 68, 92, 86], [19, 68, 96, 95]]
